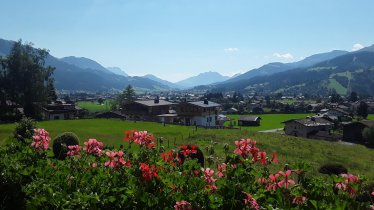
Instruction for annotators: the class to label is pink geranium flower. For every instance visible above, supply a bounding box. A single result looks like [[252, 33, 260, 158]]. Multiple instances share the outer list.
[[216, 163, 227, 178], [31, 128, 50, 150], [292, 196, 307, 205], [67, 145, 81, 157], [104, 150, 131, 169], [266, 173, 280, 191], [83, 139, 103, 157], [174, 200, 192, 210], [201, 168, 217, 184], [243, 192, 259, 210]]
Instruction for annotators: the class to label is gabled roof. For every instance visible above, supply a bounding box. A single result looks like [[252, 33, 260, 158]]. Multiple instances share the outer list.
[[135, 100, 175, 107], [283, 117, 333, 127], [239, 116, 261, 122], [188, 101, 221, 108]]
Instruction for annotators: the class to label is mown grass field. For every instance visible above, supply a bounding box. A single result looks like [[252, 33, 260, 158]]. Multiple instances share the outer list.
[[225, 113, 311, 131], [76, 100, 112, 112], [1, 115, 374, 179]]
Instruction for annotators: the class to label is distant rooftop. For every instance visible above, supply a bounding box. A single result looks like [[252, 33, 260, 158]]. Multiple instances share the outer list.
[[188, 101, 221, 108], [135, 100, 175, 107], [283, 117, 333, 127]]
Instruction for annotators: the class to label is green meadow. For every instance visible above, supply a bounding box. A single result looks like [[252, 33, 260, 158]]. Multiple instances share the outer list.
[[76, 100, 112, 112], [225, 113, 311, 131], [1, 115, 374, 179]]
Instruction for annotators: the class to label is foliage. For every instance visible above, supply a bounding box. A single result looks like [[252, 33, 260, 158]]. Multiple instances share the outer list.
[[1, 127, 374, 209], [52, 132, 80, 160], [13, 117, 36, 142], [0, 40, 56, 119], [363, 126, 374, 146], [111, 85, 136, 110], [357, 101, 369, 119]]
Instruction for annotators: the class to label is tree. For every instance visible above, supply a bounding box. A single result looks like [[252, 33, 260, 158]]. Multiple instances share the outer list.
[[111, 85, 136, 110], [0, 40, 55, 119], [357, 101, 368, 119], [349, 91, 358, 102], [330, 93, 342, 103], [363, 126, 374, 146]]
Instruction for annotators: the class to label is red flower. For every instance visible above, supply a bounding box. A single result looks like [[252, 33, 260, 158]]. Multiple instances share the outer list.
[[161, 151, 174, 162], [256, 152, 267, 164], [335, 173, 360, 196], [174, 200, 192, 210], [125, 130, 155, 148], [271, 152, 279, 164], [243, 192, 259, 210], [266, 173, 280, 191], [277, 170, 295, 188], [104, 150, 131, 169], [139, 162, 158, 181]]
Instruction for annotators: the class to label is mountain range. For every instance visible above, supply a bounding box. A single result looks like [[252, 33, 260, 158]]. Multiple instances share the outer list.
[[1, 37, 374, 95], [207, 45, 374, 96]]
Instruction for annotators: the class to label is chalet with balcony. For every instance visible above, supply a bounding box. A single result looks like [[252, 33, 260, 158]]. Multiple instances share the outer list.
[[122, 98, 175, 121], [176, 99, 221, 127]]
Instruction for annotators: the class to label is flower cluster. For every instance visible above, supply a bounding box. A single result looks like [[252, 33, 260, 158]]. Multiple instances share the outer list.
[[243, 192, 259, 210], [104, 150, 131, 169], [67, 145, 81, 157], [174, 200, 192, 210], [263, 170, 295, 190], [180, 144, 197, 156], [292, 196, 307, 205], [31, 128, 50, 150], [84, 139, 103, 157], [335, 173, 360, 196], [201, 168, 217, 192], [234, 138, 258, 158], [125, 130, 155, 149], [216, 163, 227, 178], [161, 150, 174, 163], [139, 162, 158, 181]]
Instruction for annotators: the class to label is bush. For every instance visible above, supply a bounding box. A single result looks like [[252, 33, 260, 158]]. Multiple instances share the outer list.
[[319, 163, 348, 175], [52, 132, 79, 160], [179, 144, 205, 167], [13, 117, 36, 142], [363, 126, 374, 146]]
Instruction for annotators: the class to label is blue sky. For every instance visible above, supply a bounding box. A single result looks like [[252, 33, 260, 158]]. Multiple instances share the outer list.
[[1, 0, 374, 82]]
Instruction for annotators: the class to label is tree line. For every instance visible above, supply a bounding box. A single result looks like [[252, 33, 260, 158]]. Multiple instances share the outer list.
[[0, 40, 56, 121]]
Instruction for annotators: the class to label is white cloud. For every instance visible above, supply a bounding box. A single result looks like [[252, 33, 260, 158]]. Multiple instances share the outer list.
[[273, 52, 294, 60], [352, 43, 364, 51], [224, 48, 239, 52]]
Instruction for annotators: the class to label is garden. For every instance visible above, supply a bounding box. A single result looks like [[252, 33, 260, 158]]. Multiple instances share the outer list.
[[1, 118, 374, 209]]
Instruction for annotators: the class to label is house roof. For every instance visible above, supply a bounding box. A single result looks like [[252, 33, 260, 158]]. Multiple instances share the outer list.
[[329, 108, 350, 115], [135, 100, 175, 107], [283, 117, 333, 127], [344, 120, 374, 127], [239, 116, 261, 122], [188, 101, 221, 108]]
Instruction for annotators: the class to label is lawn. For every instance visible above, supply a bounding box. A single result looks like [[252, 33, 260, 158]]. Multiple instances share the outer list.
[[225, 113, 311, 131], [76, 100, 112, 113], [1, 117, 374, 180]]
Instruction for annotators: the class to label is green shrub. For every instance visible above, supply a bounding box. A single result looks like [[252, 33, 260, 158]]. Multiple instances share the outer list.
[[13, 117, 36, 142], [363, 126, 374, 146], [319, 163, 348, 175], [52, 132, 79, 160]]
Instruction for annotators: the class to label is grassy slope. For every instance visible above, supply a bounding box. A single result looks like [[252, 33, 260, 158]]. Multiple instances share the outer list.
[[1, 116, 374, 179]]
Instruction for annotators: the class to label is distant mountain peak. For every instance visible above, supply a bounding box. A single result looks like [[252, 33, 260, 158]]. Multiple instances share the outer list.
[[106, 67, 128, 77], [176, 71, 230, 88]]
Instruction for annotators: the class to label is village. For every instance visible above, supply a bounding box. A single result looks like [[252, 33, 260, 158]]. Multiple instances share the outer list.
[[36, 89, 374, 148]]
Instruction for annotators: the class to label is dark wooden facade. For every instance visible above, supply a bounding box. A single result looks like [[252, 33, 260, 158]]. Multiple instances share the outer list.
[[342, 121, 374, 143]]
